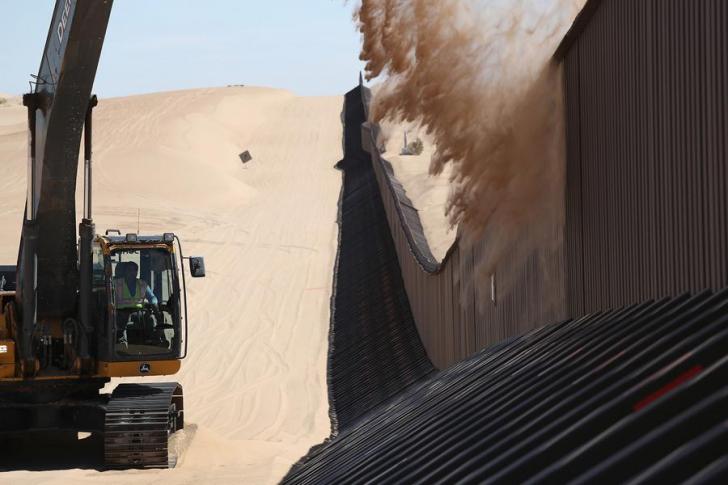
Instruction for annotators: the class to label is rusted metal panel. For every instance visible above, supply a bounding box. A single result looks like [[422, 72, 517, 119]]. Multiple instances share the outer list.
[[554, 0, 604, 60], [564, 45, 584, 317], [563, 0, 728, 314], [326, 87, 434, 431]]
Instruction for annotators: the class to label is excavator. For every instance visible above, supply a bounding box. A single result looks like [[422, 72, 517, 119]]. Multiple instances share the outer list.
[[0, 0, 205, 468]]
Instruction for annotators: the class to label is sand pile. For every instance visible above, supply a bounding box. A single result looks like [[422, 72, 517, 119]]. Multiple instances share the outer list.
[[0, 86, 343, 484]]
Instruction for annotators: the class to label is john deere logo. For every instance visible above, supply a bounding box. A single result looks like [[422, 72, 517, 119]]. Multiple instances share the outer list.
[[139, 363, 151, 374]]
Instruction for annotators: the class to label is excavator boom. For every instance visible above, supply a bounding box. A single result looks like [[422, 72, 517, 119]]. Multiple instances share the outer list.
[[20, 0, 113, 320]]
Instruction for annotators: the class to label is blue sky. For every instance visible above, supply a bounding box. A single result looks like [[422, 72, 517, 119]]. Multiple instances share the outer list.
[[0, 0, 367, 97]]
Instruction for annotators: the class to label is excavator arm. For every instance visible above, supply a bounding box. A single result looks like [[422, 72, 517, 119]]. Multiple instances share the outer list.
[[17, 0, 113, 368]]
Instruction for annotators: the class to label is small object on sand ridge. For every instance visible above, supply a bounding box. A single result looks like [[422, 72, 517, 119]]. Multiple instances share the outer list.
[[239, 150, 252, 164]]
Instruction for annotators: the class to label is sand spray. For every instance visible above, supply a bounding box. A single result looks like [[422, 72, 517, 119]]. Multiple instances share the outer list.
[[356, 0, 584, 307]]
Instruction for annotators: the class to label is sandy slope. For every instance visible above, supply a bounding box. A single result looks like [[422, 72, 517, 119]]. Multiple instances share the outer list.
[[0, 87, 342, 484], [380, 121, 456, 261], [0, 93, 20, 107]]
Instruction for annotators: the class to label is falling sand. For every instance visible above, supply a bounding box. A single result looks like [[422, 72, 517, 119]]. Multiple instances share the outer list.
[[356, 0, 585, 291]]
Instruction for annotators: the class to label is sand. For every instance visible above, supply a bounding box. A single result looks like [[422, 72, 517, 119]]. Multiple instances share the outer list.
[[0, 93, 21, 107], [380, 120, 456, 261], [0, 87, 343, 484]]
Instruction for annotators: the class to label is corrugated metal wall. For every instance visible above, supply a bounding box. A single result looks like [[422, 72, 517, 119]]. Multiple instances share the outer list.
[[564, 0, 728, 315], [362, 120, 566, 369], [357, 0, 727, 369]]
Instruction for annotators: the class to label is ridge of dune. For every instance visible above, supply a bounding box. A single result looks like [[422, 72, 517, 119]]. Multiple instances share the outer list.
[[0, 92, 21, 109], [0, 86, 343, 484]]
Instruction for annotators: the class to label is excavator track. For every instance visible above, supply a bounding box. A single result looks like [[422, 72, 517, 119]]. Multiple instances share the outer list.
[[104, 382, 184, 469]]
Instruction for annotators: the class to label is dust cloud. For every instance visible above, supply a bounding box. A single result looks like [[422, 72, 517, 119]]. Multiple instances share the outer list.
[[356, 0, 585, 293]]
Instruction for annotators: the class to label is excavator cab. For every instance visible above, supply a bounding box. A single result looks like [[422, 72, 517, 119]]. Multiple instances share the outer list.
[[92, 232, 203, 374], [109, 247, 178, 357]]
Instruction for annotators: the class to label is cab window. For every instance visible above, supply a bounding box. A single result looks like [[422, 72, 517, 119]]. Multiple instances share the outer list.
[[110, 247, 179, 358]]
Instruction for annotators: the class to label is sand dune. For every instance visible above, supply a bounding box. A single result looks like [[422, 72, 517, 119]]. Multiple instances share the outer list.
[[0, 87, 342, 484], [0, 93, 21, 107]]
